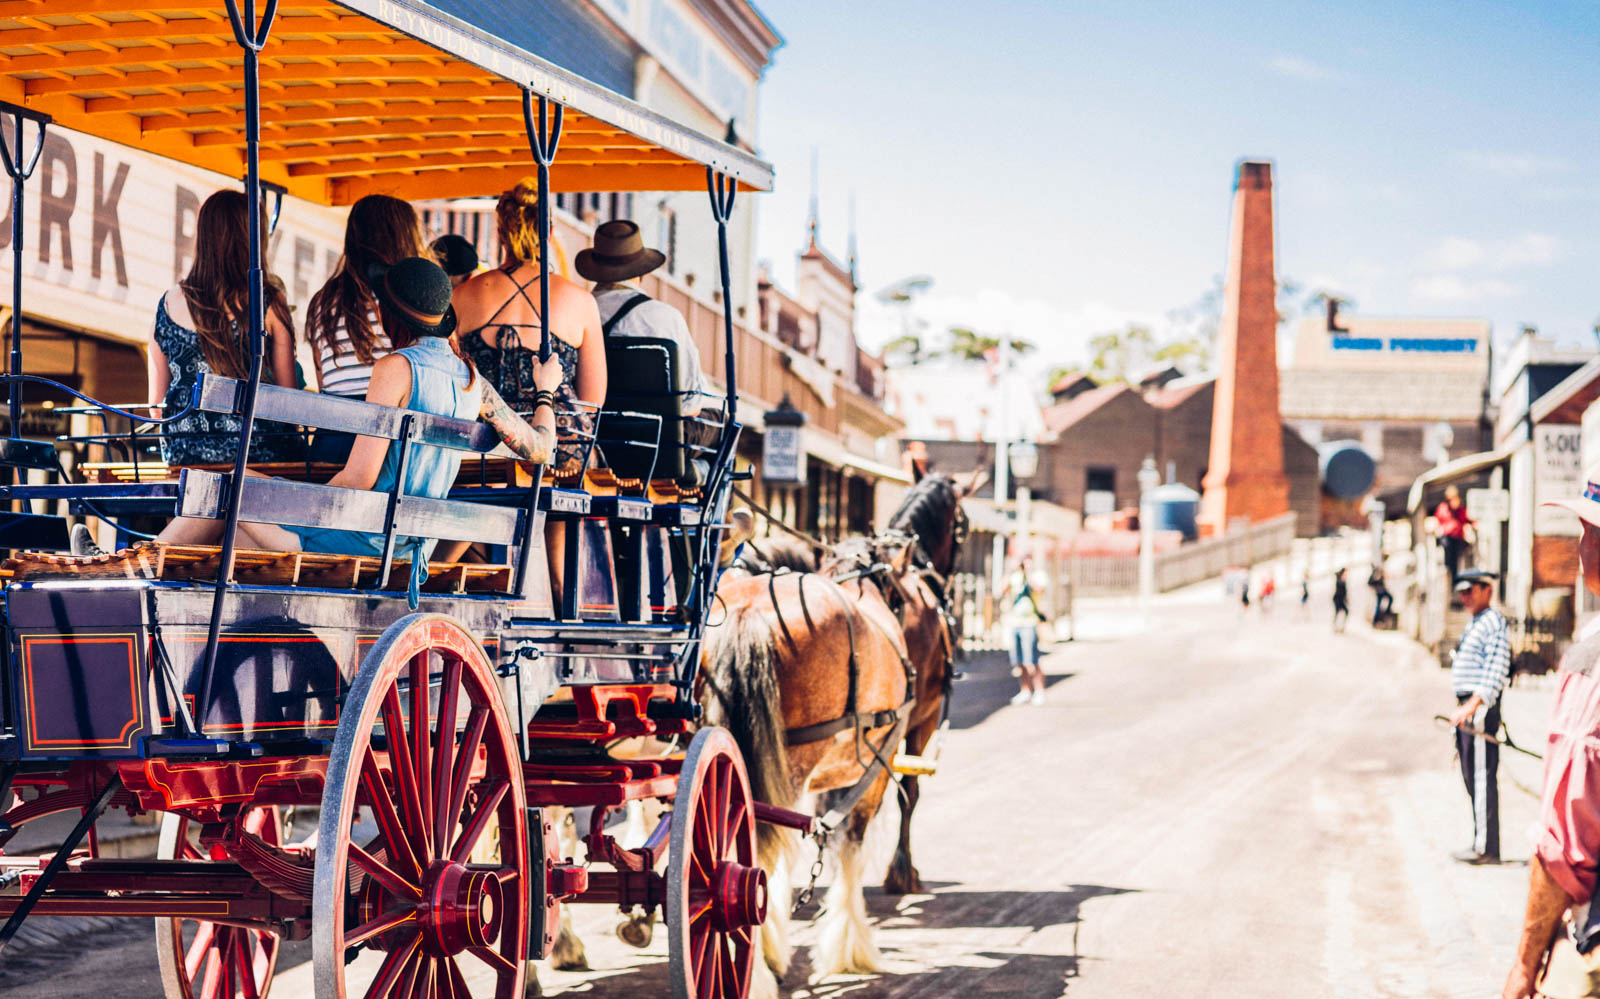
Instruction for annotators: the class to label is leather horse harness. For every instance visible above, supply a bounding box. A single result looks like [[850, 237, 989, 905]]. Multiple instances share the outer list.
[[740, 531, 956, 832]]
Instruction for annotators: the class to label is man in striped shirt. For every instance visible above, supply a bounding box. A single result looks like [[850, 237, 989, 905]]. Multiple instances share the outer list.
[[1447, 568, 1512, 864]]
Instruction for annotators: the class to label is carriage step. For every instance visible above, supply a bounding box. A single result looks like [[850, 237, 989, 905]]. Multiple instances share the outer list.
[[890, 754, 938, 777]]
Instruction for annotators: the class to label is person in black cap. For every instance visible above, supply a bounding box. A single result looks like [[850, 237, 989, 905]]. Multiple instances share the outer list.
[[431, 233, 479, 288], [134, 258, 561, 602], [1446, 567, 1511, 864]]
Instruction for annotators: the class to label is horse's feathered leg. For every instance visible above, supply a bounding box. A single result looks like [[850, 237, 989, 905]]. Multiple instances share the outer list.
[[812, 772, 891, 979], [702, 602, 798, 977]]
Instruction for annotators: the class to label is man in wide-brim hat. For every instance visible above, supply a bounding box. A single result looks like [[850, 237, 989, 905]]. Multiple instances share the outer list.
[[1506, 483, 1600, 998], [576, 219, 708, 396]]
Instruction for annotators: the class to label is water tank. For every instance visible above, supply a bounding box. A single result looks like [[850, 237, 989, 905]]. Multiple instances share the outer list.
[[1319, 440, 1376, 499], [1143, 482, 1200, 540]]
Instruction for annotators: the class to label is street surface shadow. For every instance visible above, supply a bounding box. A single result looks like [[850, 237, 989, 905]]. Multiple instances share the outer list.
[[949, 650, 1075, 730], [532, 883, 1134, 997]]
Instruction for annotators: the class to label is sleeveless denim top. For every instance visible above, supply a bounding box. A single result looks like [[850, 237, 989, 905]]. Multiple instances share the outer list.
[[293, 336, 482, 606]]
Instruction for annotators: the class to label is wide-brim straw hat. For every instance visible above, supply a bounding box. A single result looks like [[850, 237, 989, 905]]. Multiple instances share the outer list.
[[367, 256, 458, 337], [1543, 480, 1600, 531], [575, 219, 666, 282]]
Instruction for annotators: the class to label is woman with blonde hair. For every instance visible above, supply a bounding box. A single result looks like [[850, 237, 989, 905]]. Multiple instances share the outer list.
[[454, 178, 605, 473], [305, 193, 428, 461]]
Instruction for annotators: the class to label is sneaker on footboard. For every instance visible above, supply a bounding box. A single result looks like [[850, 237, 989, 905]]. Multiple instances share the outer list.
[[70, 524, 108, 558], [1009, 689, 1031, 706]]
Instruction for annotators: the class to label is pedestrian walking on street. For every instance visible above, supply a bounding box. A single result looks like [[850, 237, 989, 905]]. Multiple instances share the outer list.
[[1435, 484, 1476, 585], [1503, 482, 1600, 998], [1259, 573, 1276, 614], [1299, 578, 1311, 620], [1446, 568, 1511, 866], [1239, 576, 1251, 614], [1332, 568, 1349, 632], [1369, 564, 1394, 627], [1001, 555, 1048, 706]]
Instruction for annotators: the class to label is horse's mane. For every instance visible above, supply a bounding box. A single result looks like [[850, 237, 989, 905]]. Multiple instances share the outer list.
[[887, 473, 961, 552], [743, 534, 818, 573]]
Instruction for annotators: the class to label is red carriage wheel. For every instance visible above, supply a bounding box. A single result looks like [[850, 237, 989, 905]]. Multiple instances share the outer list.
[[312, 614, 529, 999], [667, 727, 766, 999], [155, 807, 284, 999]]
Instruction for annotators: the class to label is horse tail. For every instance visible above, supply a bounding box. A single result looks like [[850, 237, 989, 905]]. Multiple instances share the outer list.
[[702, 603, 794, 870]]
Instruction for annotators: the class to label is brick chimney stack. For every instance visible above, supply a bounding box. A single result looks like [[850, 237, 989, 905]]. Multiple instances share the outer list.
[[1199, 160, 1290, 532]]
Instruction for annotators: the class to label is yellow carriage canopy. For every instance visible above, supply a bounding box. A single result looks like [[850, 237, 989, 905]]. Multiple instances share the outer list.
[[0, 0, 774, 204]]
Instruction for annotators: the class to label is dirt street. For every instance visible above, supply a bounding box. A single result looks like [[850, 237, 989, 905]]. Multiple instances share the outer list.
[[0, 593, 1548, 998]]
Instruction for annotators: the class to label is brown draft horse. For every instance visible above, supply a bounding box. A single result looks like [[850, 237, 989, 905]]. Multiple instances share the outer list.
[[701, 471, 974, 987]]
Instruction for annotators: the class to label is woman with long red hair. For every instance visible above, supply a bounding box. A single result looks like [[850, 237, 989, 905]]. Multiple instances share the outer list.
[[147, 189, 299, 466]]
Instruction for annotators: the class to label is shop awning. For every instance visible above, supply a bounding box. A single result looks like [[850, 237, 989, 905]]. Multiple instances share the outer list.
[[0, 0, 774, 204], [1406, 446, 1514, 515], [803, 431, 910, 485]]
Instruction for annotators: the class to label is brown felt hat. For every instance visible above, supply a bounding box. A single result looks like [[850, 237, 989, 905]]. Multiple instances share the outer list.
[[575, 220, 666, 283]]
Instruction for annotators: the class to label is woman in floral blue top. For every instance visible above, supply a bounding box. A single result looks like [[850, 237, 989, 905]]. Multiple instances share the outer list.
[[149, 190, 300, 466]]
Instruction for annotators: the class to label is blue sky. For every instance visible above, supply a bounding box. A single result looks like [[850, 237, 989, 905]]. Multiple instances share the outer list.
[[749, 0, 1599, 370]]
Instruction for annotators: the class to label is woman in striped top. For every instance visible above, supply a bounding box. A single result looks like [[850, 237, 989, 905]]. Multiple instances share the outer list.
[[305, 194, 428, 460]]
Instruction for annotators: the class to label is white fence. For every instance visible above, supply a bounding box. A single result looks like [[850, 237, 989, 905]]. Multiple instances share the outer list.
[[1071, 513, 1299, 596]]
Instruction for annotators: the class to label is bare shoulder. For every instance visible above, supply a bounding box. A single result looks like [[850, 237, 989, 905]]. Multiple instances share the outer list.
[[162, 284, 193, 326], [550, 274, 602, 325]]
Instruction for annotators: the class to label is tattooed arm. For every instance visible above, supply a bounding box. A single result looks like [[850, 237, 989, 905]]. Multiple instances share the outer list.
[[478, 361, 560, 465]]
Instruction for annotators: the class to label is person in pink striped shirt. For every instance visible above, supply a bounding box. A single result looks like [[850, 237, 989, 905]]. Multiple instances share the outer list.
[[1505, 481, 1600, 998]]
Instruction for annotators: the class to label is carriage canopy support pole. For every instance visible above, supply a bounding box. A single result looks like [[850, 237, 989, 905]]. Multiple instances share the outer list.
[[0, 774, 122, 957], [0, 103, 49, 440], [514, 90, 562, 601], [707, 169, 738, 427], [520, 90, 563, 364], [197, 0, 279, 733]]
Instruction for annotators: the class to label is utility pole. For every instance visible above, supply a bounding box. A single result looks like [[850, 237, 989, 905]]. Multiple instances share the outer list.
[[991, 332, 1012, 599]]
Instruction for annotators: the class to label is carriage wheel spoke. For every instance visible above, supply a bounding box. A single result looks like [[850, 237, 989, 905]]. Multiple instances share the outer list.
[[350, 841, 422, 899], [692, 923, 713, 983], [469, 942, 517, 977], [250, 933, 272, 987], [346, 905, 418, 949], [199, 931, 225, 999], [362, 936, 421, 999], [449, 779, 509, 865], [395, 946, 425, 999], [444, 955, 471, 999], [185, 921, 217, 981], [432, 654, 462, 851], [235, 931, 260, 999], [410, 651, 435, 859], [717, 939, 738, 999], [446, 706, 489, 839], [713, 762, 732, 859], [220, 929, 238, 999], [361, 753, 423, 880], [382, 686, 430, 858]]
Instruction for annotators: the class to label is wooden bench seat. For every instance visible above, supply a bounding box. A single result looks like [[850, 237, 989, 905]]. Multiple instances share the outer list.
[[0, 542, 512, 594]]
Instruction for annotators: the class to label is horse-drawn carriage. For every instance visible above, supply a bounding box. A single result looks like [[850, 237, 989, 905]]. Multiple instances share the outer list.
[[0, 3, 801, 996]]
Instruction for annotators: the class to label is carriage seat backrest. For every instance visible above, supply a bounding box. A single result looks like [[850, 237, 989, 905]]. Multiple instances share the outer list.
[[194, 374, 499, 455], [180, 374, 522, 549], [602, 337, 697, 485]]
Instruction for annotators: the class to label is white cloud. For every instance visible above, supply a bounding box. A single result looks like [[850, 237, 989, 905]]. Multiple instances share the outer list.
[[1495, 232, 1562, 268], [1424, 236, 1486, 270], [1454, 150, 1574, 177], [1421, 232, 1562, 272], [1268, 54, 1338, 81], [1409, 274, 1522, 303]]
